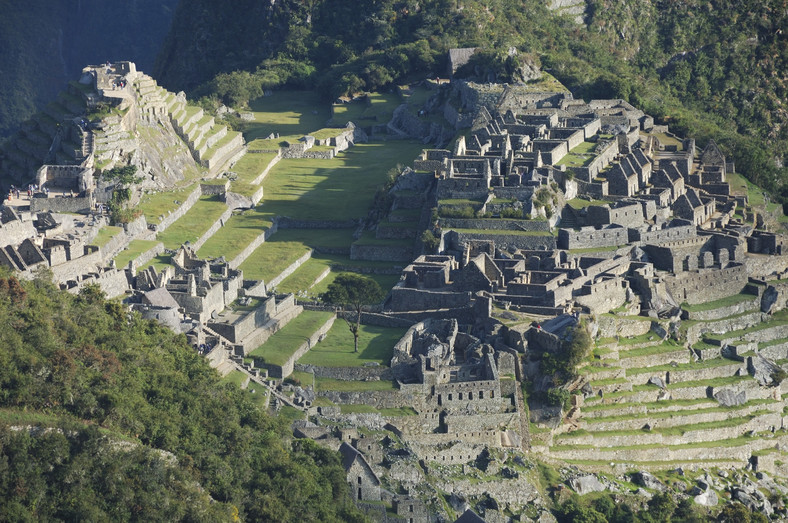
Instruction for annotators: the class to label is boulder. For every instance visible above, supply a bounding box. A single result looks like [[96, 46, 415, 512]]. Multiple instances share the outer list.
[[694, 490, 718, 506], [761, 285, 779, 314], [632, 471, 667, 492], [650, 322, 668, 340], [223, 191, 255, 210], [714, 388, 747, 407], [648, 376, 666, 389], [748, 354, 781, 386], [734, 489, 758, 511], [569, 475, 607, 495]]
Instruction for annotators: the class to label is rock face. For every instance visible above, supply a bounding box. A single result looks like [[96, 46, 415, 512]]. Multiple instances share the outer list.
[[569, 475, 607, 495], [632, 471, 667, 492], [714, 388, 747, 407], [761, 285, 779, 314]]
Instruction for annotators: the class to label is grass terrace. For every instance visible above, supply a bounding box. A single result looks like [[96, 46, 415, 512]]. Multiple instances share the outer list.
[[556, 141, 598, 168], [353, 230, 413, 247], [243, 90, 329, 141], [196, 207, 274, 261], [262, 141, 424, 221], [704, 308, 788, 342], [156, 195, 228, 250], [92, 225, 123, 248], [113, 240, 161, 269], [309, 128, 346, 141], [138, 183, 199, 225], [247, 310, 334, 367], [203, 130, 242, 162], [681, 291, 757, 313], [309, 270, 402, 298], [228, 151, 279, 196], [566, 198, 611, 209], [298, 323, 407, 367], [626, 357, 739, 375], [239, 228, 353, 282]]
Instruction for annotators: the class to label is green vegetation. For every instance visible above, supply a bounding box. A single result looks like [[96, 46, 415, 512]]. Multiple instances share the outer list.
[[0, 270, 363, 521], [113, 239, 161, 269], [137, 184, 198, 225], [331, 92, 402, 127], [196, 207, 273, 261], [262, 141, 423, 221], [156, 195, 228, 250], [91, 226, 123, 248], [299, 323, 406, 367], [682, 291, 757, 313], [320, 273, 385, 353], [248, 310, 334, 367]]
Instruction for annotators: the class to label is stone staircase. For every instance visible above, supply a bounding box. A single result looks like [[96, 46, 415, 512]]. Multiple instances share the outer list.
[[166, 94, 245, 174]]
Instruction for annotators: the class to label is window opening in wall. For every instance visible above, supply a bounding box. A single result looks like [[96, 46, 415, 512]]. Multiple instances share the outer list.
[[358, 488, 362, 499], [458, 392, 463, 400], [358, 476, 362, 484]]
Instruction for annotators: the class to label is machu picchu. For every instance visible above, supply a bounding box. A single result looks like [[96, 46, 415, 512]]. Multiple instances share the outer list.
[[4, 1, 788, 521]]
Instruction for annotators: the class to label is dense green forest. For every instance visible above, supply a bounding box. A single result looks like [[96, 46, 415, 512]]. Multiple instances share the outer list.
[[153, 0, 788, 208], [0, 0, 177, 138], [0, 268, 364, 522]]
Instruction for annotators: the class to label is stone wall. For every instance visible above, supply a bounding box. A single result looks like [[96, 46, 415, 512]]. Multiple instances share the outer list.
[[294, 363, 393, 381], [351, 243, 415, 262], [440, 218, 550, 232], [262, 313, 337, 378], [251, 152, 282, 185], [267, 249, 313, 290], [229, 219, 279, 269], [448, 230, 556, 251], [318, 389, 415, 409], [155, 185, 202, 232], [664, 264, 748, 305], [389, 287, 472, 311], [574, 140, 619, 181], [595, 314, 652, 339], [0, 219, 37, 248], [129, 241, 165, 273], [30, 195, 94, 214], [191, 206, 232, 252]]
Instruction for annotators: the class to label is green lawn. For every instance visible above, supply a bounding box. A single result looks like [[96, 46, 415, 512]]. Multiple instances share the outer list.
[[556, 140, 598, 168], [243, 91, 330, 141], [239, 228, 354, 282], [92, 225, 123, 248], [221, 370, 248, 388], [138, 183, 198, 225], [248, 310, 334, 367], [352, 230, 414, 247], [331, 92, 402, 127], [298, 323, 407, 367], [262, 141, 424, 221], [228, 151, 279, 196], [566, 198, 611, 209], [196, 207, 274, 261], [156, 195, 228, 250], [308, 270, 401, 298], [113, 240, 161, 269]]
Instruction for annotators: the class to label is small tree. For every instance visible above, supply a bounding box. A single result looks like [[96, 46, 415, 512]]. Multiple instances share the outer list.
[[320, 273, 384, 353]]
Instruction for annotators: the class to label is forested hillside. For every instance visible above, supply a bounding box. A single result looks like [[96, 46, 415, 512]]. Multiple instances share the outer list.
[[154, 0, 788, 208], [0, 0, 177, 138], [0, 269, 363, 522]]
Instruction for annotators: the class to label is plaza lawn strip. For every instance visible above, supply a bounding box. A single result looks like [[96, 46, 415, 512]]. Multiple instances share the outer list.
[[113, 240, 161, 269], [298, 322, 407, 367], [92, 225, 123, 247], [315, 376, 397, 392], [196, 207, 274, 260], [566, 198, 612, 209], [247, 310, 334, 367], [262, 141, 424, 221], [243, 91, 329, 141], [138, 183, 198, 225], [156, 195, 228, 250]]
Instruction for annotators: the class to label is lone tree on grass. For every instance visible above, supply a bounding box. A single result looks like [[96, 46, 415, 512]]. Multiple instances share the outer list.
[[320, 273, 384, 353]]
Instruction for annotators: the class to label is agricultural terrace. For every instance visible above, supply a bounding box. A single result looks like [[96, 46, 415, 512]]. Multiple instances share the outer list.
[[196, 207, 274, 261], [113, 239, 161, 269], [242, 90, 330, 141], [247, 310, 334, 367], [137, 183, 198, 225], [155, 195, 227, 250]]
